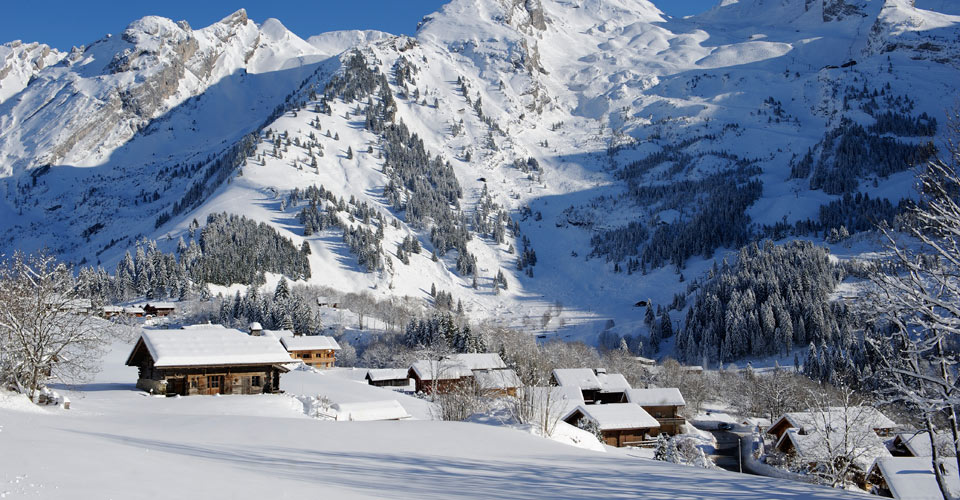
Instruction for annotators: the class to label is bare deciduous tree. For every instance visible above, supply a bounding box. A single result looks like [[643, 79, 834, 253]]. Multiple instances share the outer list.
[[0, 251, 110, 402]]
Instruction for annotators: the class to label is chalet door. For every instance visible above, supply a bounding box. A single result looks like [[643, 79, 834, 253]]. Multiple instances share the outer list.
[[205, 375, 224, 395], [167, 378, 186, 396]]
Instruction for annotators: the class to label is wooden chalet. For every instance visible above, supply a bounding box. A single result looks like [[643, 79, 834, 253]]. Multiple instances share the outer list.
[[563, 404, 660, 447], [865, 457, 960, 499], [890, 431, 954, 458], [408, 359, 473, 394], [596, 370, 631, 404], [475, 369, 521, 397], [624, 388, 687, 435], [124, 306, 146, 318], [552, 368, 603, 403], [768, 407, 898, 441], [366, 369, 413, 390], [144, 302, 176, 317], [101, 305, 123, 318], [278, 334, 341, 369], [125, 327, 294, 396]]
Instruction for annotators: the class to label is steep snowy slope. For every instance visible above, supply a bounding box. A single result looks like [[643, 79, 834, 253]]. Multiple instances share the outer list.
[[0, 9, 327, 175], [0, 41, 63, 104], [0, 0, 958, 351]]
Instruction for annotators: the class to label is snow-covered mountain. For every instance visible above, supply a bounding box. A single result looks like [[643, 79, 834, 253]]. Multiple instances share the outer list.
[[0, 0, 958, 349]]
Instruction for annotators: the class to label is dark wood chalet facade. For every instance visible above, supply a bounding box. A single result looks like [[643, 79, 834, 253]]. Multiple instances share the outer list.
[[126, 327, 294, 396]]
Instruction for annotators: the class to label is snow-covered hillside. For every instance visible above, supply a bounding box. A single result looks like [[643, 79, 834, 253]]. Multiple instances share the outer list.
[[0, 0, 958, 353], [0, 340, 862, 499]]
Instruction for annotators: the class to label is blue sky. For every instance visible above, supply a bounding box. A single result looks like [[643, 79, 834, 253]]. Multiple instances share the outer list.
[[4, 1, 718, 51]]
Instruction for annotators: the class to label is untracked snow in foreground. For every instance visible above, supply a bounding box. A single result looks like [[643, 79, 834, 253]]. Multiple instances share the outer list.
[[0, 341, 863, 499]]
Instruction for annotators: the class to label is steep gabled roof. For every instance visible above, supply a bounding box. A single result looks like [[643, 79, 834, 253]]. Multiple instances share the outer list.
[[409, 359, 473, 381], [552, 368, 602, 391], [597, 372, 631, 393], [564, 403, 660, 431], [127, 328, 293, 368], [778, 427, 891, 471], [625, 388, 686, 407], [366, 368, 410, 382], [475, 369, 521, 390], [280, 335, 341, 351], [450, 353, 506, 371], [868, 457, 960, 500]]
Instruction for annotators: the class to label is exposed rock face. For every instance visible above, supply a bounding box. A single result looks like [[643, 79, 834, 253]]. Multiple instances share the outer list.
[[0, 41, 63, 103], [0, 9, 321, 174]]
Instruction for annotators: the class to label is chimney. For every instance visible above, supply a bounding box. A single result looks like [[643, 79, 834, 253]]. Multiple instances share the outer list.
[[248, 322, 263, 336]]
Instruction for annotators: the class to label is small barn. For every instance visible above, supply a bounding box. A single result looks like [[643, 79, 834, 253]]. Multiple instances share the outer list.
[[865, 456, 960, 499], [279, 335, 341, 369], [125, 327, 293, 396], [450, 353, 507, 371], [366, 369, 413, 391], [408, 359, 473, 394], [144, 302, 176, 317], [331, 400, 411, 422], [475, 369, 521, 397], [563, 403, 660, 447], [625, 387, 687, 435], [775, 427, 891, 480]]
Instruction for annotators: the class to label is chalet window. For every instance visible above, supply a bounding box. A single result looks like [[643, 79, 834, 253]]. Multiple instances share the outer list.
[[301, 353, 312, 359], [251, 376, 261, 386], [190, 379, 198, 388], [208, 376, 220, 388]]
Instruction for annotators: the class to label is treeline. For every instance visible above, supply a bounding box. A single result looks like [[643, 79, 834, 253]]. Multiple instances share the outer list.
[[401, 312, 487, 353], [214, 277, 320, 336], [761, 191, 910, 241], [676, 240, 850, 364], [78, 212, 310, 303]]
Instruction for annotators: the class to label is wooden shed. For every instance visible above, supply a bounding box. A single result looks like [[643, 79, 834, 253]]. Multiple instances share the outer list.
[[624, 387, 687, 435], [563, 403, 660, 447], [408, 359, 473, 394], [366, 369, 413, 390], [125, 327, 293, 396], [279, 334, 341, 369], [144, 302, 176, 317]]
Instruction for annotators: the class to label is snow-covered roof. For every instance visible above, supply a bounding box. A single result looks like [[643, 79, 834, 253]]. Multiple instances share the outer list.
[[450, 353, 506, 371], [135, 328, 294, 368], [366, 369, 410, 382], [780, 427, 891, 471], [565, 403, 660, 431], [409, 359, 473, 381], [124, 306, 145, 314], [181, 324, 226, 330], [625, 388, 686, 407], [280, 335, 341, 351], [775, 407, 897, 434], [597, 373, 631, 393], [261, 329, 293, 340], [146, 302, 176, 309], [869, 457, 960, 500], [894, 431, 955, 458], [102, 305, 123, 313], [552, 368, 602, 391], [331, 400, 410, 421], [475, 369, 521, 390], [248, 322, 263, 331]]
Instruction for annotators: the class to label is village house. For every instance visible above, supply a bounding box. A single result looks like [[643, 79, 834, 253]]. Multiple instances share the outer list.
[[774, 426, 892, 480], [408, 359, 474, 394], [475, 369, 521, 397], [365, 369, 413, 391], [331, 400, 411, 422], [890, 431, 956, 458], [101, 305, 123, 318], [864, 456, 960, 499], [767, 407, 898, 441], [279, 335, 341, 369], [123, 305, 145, 318], [563, 403, 660, 447], [551, 368, 603, 403], [144, 302, 176, 317], [624, 388, 687, 435], [125, 327, 294, 396], [596, 370, 631, 404]]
